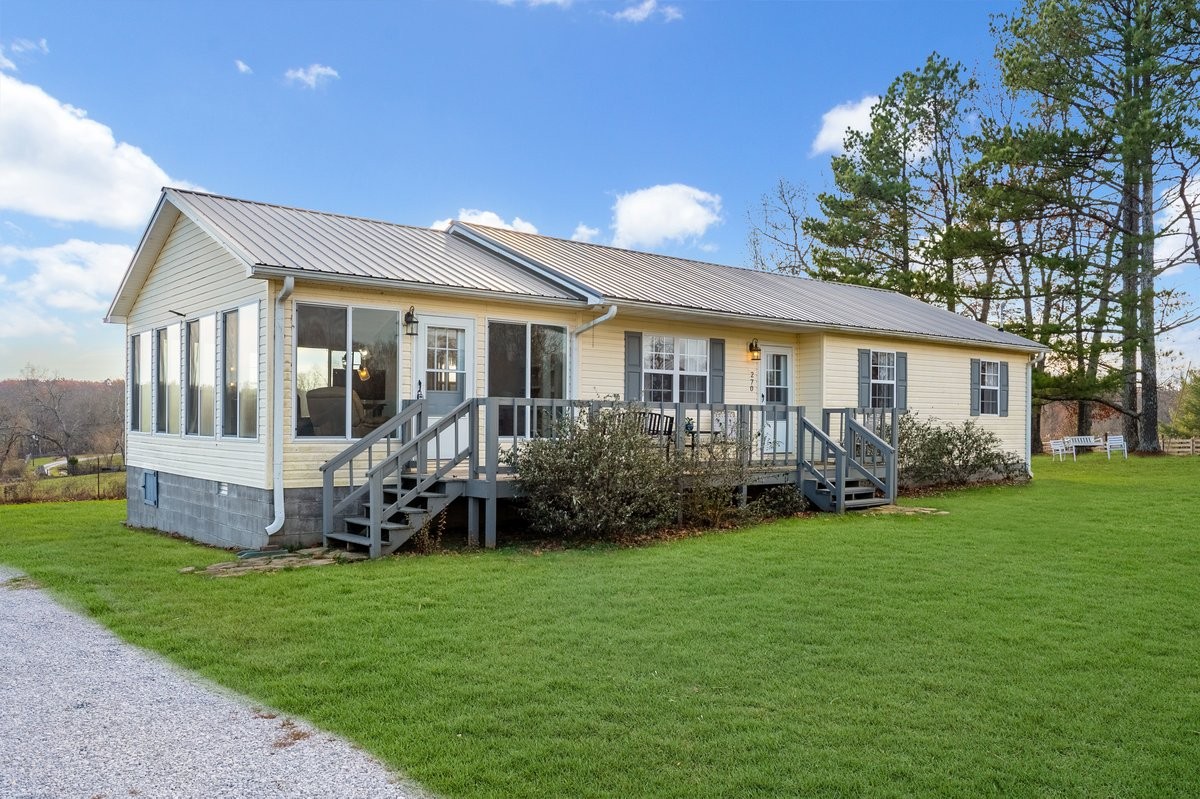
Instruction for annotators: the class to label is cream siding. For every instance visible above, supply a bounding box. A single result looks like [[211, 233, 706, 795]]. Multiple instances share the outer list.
[[822, 333, 1030, 455], [125, 216, 269, 487]]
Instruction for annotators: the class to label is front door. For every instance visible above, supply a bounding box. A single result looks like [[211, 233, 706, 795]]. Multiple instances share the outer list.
[[760, 345, 793, 455], [419, 317, 474, 459]]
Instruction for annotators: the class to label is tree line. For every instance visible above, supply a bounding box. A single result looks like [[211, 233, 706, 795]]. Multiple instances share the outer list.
[[751, 0, 1200, 452], [0, 369, 125, 478]]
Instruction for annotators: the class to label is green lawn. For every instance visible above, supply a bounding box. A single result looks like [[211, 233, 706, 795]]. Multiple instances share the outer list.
[[1, 457, 1197, 797]]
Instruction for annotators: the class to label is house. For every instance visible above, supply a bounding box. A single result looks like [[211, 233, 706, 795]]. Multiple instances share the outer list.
[[106, 188, 1045, 554]]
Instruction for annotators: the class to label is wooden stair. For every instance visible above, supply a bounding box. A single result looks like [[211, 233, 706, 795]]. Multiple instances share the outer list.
[[802, 475, 889, 513], [324, 475, 465, 556]]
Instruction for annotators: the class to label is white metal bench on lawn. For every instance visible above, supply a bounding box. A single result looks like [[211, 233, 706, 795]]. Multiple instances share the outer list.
[[1064, 435, 1103, 455]]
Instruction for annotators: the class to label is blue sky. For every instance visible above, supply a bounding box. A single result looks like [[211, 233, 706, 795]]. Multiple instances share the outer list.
[[1, 0, 1196, 380]]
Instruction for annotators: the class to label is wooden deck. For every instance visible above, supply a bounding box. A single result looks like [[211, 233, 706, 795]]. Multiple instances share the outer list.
[[320, 398, 898, 554]]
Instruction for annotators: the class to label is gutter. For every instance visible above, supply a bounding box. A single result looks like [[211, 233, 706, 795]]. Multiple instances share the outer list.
[[571, 305, 618, 397], [265, 276, 295, 537]]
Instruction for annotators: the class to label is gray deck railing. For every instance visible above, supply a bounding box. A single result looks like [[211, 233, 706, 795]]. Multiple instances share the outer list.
[[319, 399, 427, 538], [320, 397, 898, 547]]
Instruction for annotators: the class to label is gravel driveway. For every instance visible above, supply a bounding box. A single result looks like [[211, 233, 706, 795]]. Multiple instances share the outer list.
[[0, 565, 434, 799]]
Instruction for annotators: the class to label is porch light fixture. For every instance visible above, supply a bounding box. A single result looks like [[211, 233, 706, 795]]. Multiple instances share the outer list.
[[404, 306, 419, 336], [748, 339, 762, 361]]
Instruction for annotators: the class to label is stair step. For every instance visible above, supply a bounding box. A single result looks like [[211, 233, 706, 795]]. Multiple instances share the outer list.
[[342, 516, 410, 531], [324, 530, 374, 547], [844, 498, 889, 509]]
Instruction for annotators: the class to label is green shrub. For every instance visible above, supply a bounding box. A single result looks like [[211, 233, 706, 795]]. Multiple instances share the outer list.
[[898, 413, 1026, 487], [746, 485, 810, 520], [676, 433, 754, 528], [508, 407, 679, 539]]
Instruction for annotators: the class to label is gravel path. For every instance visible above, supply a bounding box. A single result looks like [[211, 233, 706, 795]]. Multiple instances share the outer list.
[[0, 565, 435, 799]]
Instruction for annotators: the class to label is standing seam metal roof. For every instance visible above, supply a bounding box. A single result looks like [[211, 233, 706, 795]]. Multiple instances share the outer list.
[[166, 190, 581, 301], [458, 223, 1043, 351]]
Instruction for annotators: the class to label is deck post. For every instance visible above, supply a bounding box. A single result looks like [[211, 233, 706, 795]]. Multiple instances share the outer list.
[[834, 450, 847, 514], [795, 406, 806, 488], [368, 474, 383, 559], [321, 470, 334, 546], [484, 398, 500, 548]]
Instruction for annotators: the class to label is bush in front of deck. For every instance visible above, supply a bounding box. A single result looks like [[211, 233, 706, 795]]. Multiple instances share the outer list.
[[509, 408, 678, 538], [898, 413, 1025, 487]]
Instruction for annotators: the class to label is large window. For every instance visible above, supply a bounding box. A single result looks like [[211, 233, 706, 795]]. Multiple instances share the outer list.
[[979, 359, 1000, 415], [186, 316, 216, 436], [488, 321, 566, 435], [295, 303, 398, 438], [870, 351, 896, 409], [222, 304, 258, 438], [155, 325, 180, 434], [130, 333, 150, 432], [643, 335, 708, 404]]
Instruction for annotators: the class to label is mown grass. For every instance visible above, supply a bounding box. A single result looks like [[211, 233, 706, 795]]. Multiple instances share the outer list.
[[1, 456, 1198, 797]]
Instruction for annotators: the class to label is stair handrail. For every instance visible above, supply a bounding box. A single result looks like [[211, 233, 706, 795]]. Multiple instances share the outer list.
[[362, 398, 478, 557], [319, 400, 428, 542], [797, 416, 848, 512], [843, 414, 896, 502]]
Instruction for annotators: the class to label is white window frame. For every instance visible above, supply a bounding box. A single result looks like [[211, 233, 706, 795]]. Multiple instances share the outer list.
[[869, 350, 896, 409], [184, 314, 216, 437], [130, 331, 151, 433], [220, 302, 260, 439], [154, 323, 181, 435], [979, 359, 1000, 416], [418, 314, 476, 410], [643, 334, 708, 404]]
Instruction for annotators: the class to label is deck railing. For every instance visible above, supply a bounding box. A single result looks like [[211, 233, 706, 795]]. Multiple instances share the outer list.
[[320, 397, 899, 547]]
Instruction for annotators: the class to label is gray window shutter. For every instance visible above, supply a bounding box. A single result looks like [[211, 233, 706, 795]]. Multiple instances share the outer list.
[[895, 352, 907, 410], [970, 358, 981, 416], [999, 361, 1009, 417], [709, 338, 725, 403], [624, 332, 642, 402], [857, 349, 871, 408]]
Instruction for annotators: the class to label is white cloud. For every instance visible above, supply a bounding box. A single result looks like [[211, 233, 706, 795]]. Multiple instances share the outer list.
[[284, 63, 339, 89], [11, 38, 49, 55], [810, 95, 879, 156], [235, 59, 253, 74], [611, 183, 722, 249], [0, 49, 14, 72], [431, 209, 538, 234], [571, 223, 600, 243], [0, 239, 133, 319], [612, 0, 682, 23], [0, 73, 195, 230]]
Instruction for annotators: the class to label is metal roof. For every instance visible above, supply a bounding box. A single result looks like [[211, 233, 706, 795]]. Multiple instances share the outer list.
[[457, 223, 1044, 351], [166, 190, 582, 301]]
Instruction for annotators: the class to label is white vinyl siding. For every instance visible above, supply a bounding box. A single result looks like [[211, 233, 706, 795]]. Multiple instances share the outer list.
[[124, 215, 268, 488]]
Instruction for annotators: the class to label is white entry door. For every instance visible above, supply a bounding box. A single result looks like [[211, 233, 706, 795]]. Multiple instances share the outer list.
[[418, 317, 474, 460], [760, 345, 793, 455]]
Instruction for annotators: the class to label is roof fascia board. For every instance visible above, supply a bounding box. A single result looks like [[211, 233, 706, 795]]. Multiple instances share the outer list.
[[249, 265, 591, 309], [163, 188, 260, 278], [615, 298, 1048, 353], [105, 192, 179, 323], [447, 223, 605, 306]]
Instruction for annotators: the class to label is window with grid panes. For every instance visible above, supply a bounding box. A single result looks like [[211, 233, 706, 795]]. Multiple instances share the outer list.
[[979, 359, 1000, 415], [643, 335, 708, 403], [870, 351, 896, 408]]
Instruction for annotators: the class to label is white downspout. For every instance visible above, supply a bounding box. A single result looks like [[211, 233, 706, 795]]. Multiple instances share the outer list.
[[571, 305, 617, 398], [1026, 355, 1034, 478], [265, 276, 295, 536]]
